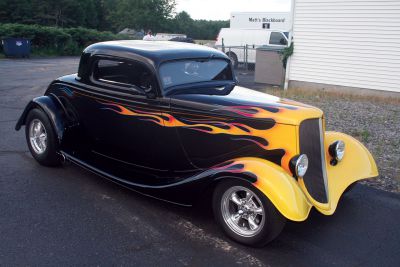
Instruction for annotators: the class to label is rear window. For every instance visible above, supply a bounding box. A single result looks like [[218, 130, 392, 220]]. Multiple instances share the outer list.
[[269, 32, 288, 46]]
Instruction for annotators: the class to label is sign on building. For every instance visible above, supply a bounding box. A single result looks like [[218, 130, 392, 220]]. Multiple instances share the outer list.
[[230, 12, 291, 32]]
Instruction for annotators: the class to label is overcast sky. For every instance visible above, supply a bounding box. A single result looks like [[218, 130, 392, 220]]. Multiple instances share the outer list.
[[175, 0, 291, 20]]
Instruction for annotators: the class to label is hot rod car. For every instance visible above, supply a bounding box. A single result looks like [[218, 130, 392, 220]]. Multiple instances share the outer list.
[[16, 41, 378, 246]]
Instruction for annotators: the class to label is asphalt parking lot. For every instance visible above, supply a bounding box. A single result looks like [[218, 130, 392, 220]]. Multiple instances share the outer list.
[[1, 57, 399, 266]]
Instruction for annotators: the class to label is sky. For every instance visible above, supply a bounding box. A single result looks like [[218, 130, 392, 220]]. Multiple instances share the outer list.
[[175, 0, 291, 20]]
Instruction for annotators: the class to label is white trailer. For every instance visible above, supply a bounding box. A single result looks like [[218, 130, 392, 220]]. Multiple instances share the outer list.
[[216, 28, 288, 67], [230, 12, 291, 32]]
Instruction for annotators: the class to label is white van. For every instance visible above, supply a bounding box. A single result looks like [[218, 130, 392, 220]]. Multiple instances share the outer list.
[[215, 28, 288, 67]]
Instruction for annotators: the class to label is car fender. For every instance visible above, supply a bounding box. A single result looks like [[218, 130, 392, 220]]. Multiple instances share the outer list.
[[303, 131, 379, 215], [212, 157, 312, 221], [15, 95, 67, 143]]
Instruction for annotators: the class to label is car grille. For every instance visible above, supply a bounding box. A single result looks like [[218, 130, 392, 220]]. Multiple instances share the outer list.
[[299, 118, 328, 203]]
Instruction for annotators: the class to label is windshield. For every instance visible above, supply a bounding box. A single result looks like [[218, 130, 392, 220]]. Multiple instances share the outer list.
[[159, 59, 233, 91]]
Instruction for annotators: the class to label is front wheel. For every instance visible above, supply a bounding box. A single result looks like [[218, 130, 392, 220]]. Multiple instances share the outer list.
[[213, 180, 286, 247], [25, 108, 62, 166]]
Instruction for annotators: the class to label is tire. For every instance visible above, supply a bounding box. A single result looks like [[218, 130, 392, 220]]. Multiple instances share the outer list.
[[226, 52, 238, 69], [25, 108, 61, 166], [343, 182, 357, 195], [213, 179, 286, 247]]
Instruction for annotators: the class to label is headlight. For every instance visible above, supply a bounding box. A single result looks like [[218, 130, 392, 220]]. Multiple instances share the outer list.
[[329, 140, 345, 163], [290, 154, 309, 178]]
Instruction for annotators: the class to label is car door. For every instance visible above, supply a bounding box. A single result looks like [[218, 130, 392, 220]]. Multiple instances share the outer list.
[[67, 57, 188, 180]]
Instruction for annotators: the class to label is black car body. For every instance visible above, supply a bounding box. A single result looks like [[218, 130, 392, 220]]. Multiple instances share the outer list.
[[16, 41, 378, 246]]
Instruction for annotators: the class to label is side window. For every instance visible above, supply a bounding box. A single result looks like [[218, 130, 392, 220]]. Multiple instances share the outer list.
[[269, 32, 288, 46], [93, 59, 156, 93]]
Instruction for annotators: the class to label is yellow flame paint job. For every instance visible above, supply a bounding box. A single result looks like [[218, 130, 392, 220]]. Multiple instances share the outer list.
[[228, 157, 313, 222], [254, 131, 378, 221], [100, 102, 378, 220], [298, 131, 378, 215], [243, 132, 378, 221], [102, 102, 299, 173]]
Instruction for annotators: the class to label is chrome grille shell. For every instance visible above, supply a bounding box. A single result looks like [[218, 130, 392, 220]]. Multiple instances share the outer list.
[[299, 119, 329, 203]]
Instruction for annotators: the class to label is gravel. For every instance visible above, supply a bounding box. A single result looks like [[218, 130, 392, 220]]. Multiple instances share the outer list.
[[237, 73, 400, 193], [287, 92, 400, 193]]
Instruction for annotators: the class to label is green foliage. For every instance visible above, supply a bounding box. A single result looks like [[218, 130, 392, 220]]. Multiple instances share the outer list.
[[171, 11, 229, 40], [0, 0, 228, 41], [280, 42, 294, 69], [0, 23, 130, 55], [107, 0, 176, 32]]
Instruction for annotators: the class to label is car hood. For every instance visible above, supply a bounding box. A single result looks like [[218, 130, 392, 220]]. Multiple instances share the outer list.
[[171, 86, 323, 126]]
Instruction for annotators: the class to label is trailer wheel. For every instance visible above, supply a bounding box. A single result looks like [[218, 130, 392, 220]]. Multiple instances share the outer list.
[[226, 52, 238, 69]]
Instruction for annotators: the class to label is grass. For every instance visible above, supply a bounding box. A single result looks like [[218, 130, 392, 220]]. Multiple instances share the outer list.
[[350, 129, 371, 143], [261, 86, 400, 105]]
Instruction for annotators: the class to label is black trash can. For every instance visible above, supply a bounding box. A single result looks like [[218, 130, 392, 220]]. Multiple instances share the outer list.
[[1, 38, 31, 58]]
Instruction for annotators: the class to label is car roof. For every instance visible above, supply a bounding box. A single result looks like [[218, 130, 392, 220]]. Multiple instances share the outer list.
[[84, 40, 228, 65]]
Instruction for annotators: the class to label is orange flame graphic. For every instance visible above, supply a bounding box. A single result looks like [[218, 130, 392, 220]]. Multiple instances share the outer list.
[[101, 102, 300, 173]]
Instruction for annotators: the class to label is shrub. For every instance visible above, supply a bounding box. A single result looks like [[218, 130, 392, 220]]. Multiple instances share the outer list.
[[0, 23, 131, 56]]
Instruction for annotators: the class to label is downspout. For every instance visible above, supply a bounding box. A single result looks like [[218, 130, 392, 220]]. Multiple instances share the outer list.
[[284, 0, 296, 90]]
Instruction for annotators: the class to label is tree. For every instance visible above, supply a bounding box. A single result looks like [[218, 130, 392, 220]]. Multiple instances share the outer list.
[[0, 0, 228, 40], [107, 0, 176, 32], [169, 11, 229, 40]]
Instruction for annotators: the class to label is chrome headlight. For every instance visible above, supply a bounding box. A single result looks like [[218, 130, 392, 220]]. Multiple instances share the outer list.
[[329, 140, 345, 163], [290, 154, 309, 178]]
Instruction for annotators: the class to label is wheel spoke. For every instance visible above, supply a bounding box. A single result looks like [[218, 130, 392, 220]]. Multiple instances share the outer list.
[[248, 216, 258, 231], [230, 192, 242, 206], [232, 213, 241, 223], [39, 133, 46, 143], [253, 207, 263, 215], [39, 138, 45, 149], [37, 122, 43, 133], [33, 123, 39, 135], [245, 191, 253, 202]]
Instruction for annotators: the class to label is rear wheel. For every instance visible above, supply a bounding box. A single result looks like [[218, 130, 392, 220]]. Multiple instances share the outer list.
[[213, 180, 286, 247], [25, 108, 61, 166]]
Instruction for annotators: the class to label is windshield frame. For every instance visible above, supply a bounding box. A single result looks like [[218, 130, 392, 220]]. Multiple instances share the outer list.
[[158, 57, 235, 95]]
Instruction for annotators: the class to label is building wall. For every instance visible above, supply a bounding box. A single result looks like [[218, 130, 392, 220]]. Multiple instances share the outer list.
[[288, 0, 400, 92]]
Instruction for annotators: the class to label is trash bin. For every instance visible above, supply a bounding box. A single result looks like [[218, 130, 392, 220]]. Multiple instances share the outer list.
[[254, 46, 285, 86], [1, 38, 31, 58]]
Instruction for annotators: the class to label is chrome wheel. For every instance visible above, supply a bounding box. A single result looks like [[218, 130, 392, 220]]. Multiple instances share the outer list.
[[221, 186, 265, 237], [29, 119, 47, 154]]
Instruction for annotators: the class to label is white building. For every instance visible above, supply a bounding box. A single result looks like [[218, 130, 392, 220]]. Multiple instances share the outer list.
[[287, 0, 400, 93]]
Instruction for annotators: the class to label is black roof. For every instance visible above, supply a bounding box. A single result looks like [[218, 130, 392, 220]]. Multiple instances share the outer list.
[[84, 40, 228, 66]]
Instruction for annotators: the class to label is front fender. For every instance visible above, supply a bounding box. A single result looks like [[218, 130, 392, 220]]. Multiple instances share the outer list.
[[217, 157, 312, 221], [307, 131, 378, 215], [15, 95, 67, 143]]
